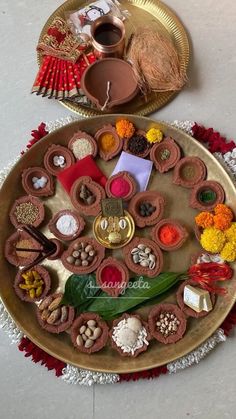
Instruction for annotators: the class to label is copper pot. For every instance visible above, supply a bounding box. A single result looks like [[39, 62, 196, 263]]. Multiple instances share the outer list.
[[91, 15, 125, 59]]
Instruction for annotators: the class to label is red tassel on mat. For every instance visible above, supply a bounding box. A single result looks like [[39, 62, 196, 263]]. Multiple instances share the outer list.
[[18, 337, 66, 377], [119, 366, 168, 382], [192, 123, 235, 154], [221, 303, 236, 336]]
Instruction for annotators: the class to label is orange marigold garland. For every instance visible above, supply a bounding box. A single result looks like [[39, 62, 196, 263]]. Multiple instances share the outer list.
[[214, 204, 234, 221], [115, 119, 135, 139], [213, 214, 232, 231], [195, 212, 214, 228]]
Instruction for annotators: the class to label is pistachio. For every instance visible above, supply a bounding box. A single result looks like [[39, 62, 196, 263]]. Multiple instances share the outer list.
[[76, 335, 83, 346], [80, 325, 86, 334], [85, 339, 94, 348]]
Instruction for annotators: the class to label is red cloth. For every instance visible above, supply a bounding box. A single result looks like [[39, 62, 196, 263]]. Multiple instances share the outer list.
[[57, 155, 107, 193]]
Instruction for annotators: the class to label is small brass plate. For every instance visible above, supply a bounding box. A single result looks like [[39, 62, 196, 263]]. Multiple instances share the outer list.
[[93, 210, 135, 249]]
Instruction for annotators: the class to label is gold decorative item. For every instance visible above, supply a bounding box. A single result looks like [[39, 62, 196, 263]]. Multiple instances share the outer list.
[[37, 0, 190, 116], [0, 115, 235, 374]]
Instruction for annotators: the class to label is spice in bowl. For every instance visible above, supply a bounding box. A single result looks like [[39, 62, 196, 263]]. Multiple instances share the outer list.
[[71, 313, 109, 354], [14, 265, 51, 302], [95, 125, 122, 161], [66, 242, 97, 268], [68, 131, 98, 160], [152, 218, 188, 251], [127, 134, 149, 156], [49, 210, 85, 241], [131, 244, 156, 270], [110, 314, 150, 357], [9, 195, 45, 228], [105, 171, 137, 201], [148, 303, 187, 344], [99, 133, 116, 153], [96, 257, 129, 297], [37, 293, 75, 334], [139, 202, 156, 217], [79, 184, 96, 205]]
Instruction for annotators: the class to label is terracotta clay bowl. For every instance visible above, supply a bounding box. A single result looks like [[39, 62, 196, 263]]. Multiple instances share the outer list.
[[176, 279, 216, 318], [9, 195, 45, 228], [123, 237, 163, 278], [43, 144, 75, 176], [128, 191, 165, 228], [150, 137, 181, 173], [36, 293, 75, 334], [22, 167, 54, 197], [109, 313, 151, 358], [148, 303, 187, 344], [61, 236, 105, 274], [123, 130, 151, 158], [4, 230, 42, 267], [70, 176, 106, 216], [71, 313, 109, 354], [189, 180, 225, 211], [105, 171, 137, 201], [14, 265, 51, 303], [96, 257, 130, 297], [47, 239, 64, 261], [152, 218, 189, 251], [172, 156, 207, 188], [95, 124, 122, 161], [81, 58, 139, 110], [48, 210, 85, 241], [68, 131, 98, 160]]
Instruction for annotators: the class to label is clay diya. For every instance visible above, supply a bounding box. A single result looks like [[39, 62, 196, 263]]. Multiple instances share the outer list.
[[95, 124, 122, 161], [68, 131, 98, 160], [96, 257, 129, 297], [152, 218, 189, 251], [9, 195, 45, 228], [172, 156, 207, 188], [47, 239, 64, 261], [105, 171, 137, 201], [123, 237, 163, 278], [109, 313, 151, 358], [70, 176, 106, 216], [14, 265, 51, 303], [81, 58, 139, 109], [176, 280, 216, 318], [61, 236, 105, 274], [4, 230, 42, 267], [123, 130, 151, 158], [71, 313, 109, 354], [189, 180, 225, 211], [43, 144, 75, 176], [128, 191, 165, 227], [36, 293, 75, 334], [148, 303, 187, 344], [150, 137, 181, 173], [48, 210, 85, 241], [22, 167, 54, 197]]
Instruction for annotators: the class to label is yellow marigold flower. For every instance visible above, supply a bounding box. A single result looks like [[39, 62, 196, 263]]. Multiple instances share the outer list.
[[225, 222, 236, 245], [220, 242, 236, 262], [213, 214, 232, 231], [146, 128, 163, 144], [195, 211, 214, 228], [116, 119, 135, 139], [214, 204, 234, 221], [200, 227, 226, 253]]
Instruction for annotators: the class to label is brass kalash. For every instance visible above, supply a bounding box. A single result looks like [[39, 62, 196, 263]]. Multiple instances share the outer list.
[[93, 198, 135, 249]]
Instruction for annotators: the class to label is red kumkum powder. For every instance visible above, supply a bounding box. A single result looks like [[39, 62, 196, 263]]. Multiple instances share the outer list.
[[159, 224, 180, 245], [101, 265, 123, 287], [110, 177, 130, 198]]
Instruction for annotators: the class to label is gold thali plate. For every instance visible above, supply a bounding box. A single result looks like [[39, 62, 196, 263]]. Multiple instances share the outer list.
[[37, 0, 190, 117], [0, 115, 236, 374]]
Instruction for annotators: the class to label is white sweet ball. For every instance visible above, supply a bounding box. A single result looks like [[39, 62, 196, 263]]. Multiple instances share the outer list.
[[117, 328, 137, 347], [126, 317, 142, 333]]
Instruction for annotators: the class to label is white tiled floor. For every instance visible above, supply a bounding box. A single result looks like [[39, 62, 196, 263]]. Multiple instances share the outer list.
[[0, 0, 236, 418]]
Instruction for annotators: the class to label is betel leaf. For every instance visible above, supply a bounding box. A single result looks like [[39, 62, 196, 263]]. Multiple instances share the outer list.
[[61, 274, 100, 307], [85, 272, 183, 320]]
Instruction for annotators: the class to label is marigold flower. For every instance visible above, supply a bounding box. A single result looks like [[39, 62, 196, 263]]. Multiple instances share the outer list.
[[146, 128, 163, 144], [200, 227, 226, 253], [225, 222, 236, 245], [213, 214, 232, 231], [220, 242, 236, 262], [115, 119, 135, 139], [214, 204, 233, 221], [195, 212, 214, 228]]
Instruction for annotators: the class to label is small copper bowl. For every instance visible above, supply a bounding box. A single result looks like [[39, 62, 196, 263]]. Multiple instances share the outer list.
[[91, 15, 125, 59]]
